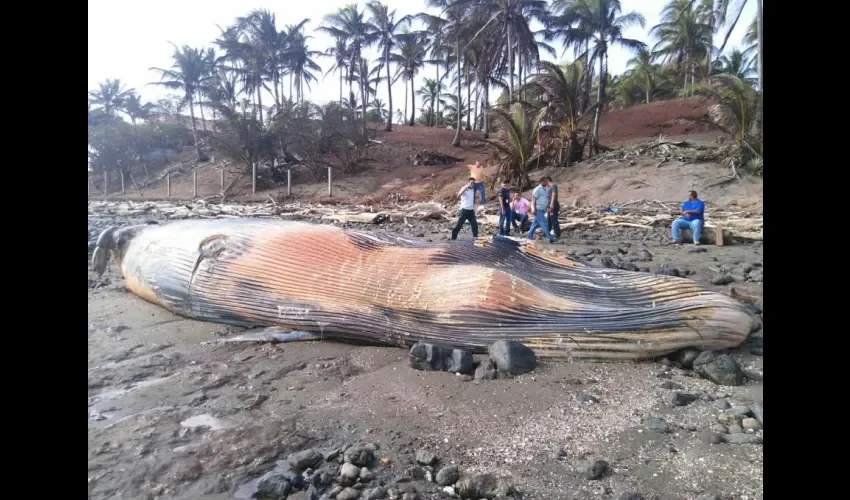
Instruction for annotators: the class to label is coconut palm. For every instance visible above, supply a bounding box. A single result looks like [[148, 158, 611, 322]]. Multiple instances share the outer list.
[[123, 94, 155, 124], [88, 79, 135, 117], [650, 0, 713, 95], [319, 4, 379, 137], [711, 48, 756, 84], [391, 30, 427, 126], [367, 2, 412, 132], [323, 37, 351, 105], [692, 74, 761, 161], [285, 26, 323, 104], [528, 60, 586, 164], [441, 93, 467, 129], [487, 103, 549, 189], [625, 48, 658, 103], [149, 44, 209, 158], [425, 0, 470, 147], [215, 23, 270, 126], [550, 0, 646, 154], [416, 78, 443, 126]]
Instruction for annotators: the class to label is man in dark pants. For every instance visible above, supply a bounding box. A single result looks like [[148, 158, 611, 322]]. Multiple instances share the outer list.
[[545, 176, 561, 239], [497, 179, 512, 236], [451, 177, 479, 240]]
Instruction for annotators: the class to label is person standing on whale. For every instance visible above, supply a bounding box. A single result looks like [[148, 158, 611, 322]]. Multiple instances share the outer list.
[[451, 177, 479, 240]]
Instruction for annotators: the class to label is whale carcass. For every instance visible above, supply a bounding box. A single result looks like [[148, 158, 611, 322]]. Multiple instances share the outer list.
[[91, 218, 757, 361]]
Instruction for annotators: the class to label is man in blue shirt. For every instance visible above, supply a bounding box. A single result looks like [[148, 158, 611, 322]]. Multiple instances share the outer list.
[[672, 190, 706, 245], [527, 177, 555, 243]]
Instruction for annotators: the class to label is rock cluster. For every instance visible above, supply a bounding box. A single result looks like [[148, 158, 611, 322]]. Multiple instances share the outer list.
[[408, 341, 537, 382]]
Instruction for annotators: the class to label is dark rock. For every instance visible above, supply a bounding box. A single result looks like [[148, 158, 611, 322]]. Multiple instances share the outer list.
[[754, 297, 763, 312], [713, 399, 730, 410], [699, 431, 725, 445], [689, 247, 707, 253], [436, 465, 459, 486], [553, 446, 567, 460], [674, 348, 701, 369], [750, 402, 763, 425], [638, 249, 653, 262], [725, 434, 762, 445], [746, 329, 763, 348], [579, 248, 599, 257], [658, 267, 680, 277], [415, 449, 438, 466], [644, 418, 669, 434], [665, 391, 698, 407], [583, 459, 608, 480], [408, 343, 473, 374], [257, 473, 291, 498], [401, 493, 419, 500], [455, 473, 514, 499], [488, 340, 537, 375], [289, 449, 323, 472], [711, 274, 734, 285], [618, 494, 645, 500], [337, 487, 361, 500], [579, 392, 600, 404], [711, 424, 728, 434], [728, 424, 743, 434], [693, 351, 745, 386], [660, 381, 684, 390], [672, 368, 693, 377], [474, 359, 498, 380], [344, 444, 377, 467], [747, 269, 763, 282], [620, 262, 640, 271]]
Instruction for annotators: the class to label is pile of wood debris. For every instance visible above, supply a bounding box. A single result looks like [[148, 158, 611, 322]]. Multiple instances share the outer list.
[[409, 150, 463, 166], [88, 198, 762, 241], [590, 138, 727, 167]]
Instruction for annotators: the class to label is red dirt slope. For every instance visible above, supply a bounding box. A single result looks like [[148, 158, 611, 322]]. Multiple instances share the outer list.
[[598, 97, 714, 144]]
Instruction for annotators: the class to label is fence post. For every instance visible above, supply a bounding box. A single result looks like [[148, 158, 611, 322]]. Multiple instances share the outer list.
[[220, 168, 224, 191], [327, 167, 333, 197], [252, 162, 257, 194], [104, 171, 108, 197], [193, 170, 198, 198], [287, 169, 291, 196], [167, 173, 171, 197], [121, 171, 125, 194]]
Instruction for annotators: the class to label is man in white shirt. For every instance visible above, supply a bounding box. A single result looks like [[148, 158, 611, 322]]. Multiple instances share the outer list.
[[451, 177, 479, 240]]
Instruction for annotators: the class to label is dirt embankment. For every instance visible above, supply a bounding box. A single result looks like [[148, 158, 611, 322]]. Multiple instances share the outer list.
[[93, 98, 759, 211]]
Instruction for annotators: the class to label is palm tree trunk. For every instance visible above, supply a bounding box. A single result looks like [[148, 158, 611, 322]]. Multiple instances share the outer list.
[[409, 76, 416, 126], [483, 83, 489, 139], [360, 72, 368, 137], [474, 85, 479, 130], [507, 25, 514, 104], [187, 96, 201, 159], [385, 46, 393, 132], [257, 83, 264, 127], [465, 61, 471, 131], [273, 74, 280, 108], [340, 71, 343, 105], [518, 50, 523, 102], [750, 0, 763, 142], [435, 65, 441, 127], [197, 90, 207, 131], [452, 40, 462, 147], [592, 48, 607, 155], [404, 79, 408, 125]]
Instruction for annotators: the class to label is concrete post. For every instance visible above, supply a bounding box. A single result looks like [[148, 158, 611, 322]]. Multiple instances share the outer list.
[[167, 173, 171, 197], [327, 167, 333, 197]]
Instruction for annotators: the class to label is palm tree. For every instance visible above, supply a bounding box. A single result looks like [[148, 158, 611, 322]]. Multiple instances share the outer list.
[[149, 44, 209, 158], [552, 0, 645, 154], [320, 4, 379, 137], [693, 74, 760, 161], [285, 25, 323, 104], [711, 48, 756, 83], [650, 0, 713, 95], [626, 48, 657, 103], [88, 79, 135, 117], [123, 94, 155, 124], [528, 60, 585, 164], [367, 1, 412, 132], [215, 23, 270, 126], [425, 0, 469, 147], [323, 37, 351, 105], [487, 103, 548, 189], [441, 93, 467, 129], [417, 78, 443, 126], [422, 14, 450, 127], [391, 30, 427, 126]]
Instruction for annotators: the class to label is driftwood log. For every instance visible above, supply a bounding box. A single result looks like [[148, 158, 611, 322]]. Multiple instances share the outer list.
[[91, 219, 757, 361]]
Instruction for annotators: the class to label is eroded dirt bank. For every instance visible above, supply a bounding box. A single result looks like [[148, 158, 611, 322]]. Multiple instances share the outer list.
[[88, 203, 763, 500]]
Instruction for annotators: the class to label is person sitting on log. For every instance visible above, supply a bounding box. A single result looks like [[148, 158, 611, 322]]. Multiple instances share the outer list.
[[672, 190, 705, 245]]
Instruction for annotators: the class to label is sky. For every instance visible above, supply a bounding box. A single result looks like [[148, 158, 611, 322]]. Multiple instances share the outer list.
[[88, 0, 756, 111]]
